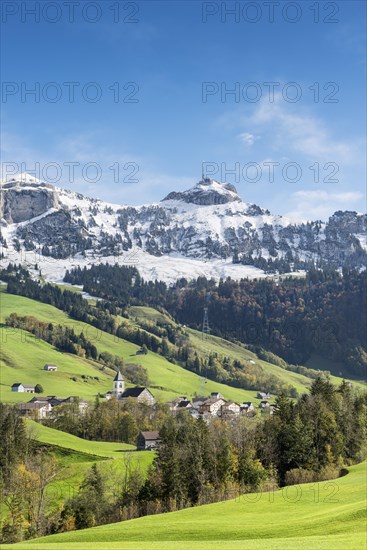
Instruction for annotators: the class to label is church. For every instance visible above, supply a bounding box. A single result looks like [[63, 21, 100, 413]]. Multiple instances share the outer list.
[[105, 371, 155, 406]]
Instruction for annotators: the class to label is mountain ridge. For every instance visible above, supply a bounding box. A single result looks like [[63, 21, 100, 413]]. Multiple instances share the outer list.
[[0, 173, 366, 283]]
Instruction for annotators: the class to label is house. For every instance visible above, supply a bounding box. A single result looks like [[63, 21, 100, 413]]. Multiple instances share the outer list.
[[28, 395, 61, 407], [43, 364, 58, 371], [121, 387, 155, 406], [167, 396, 188, 412], [240, 402, 255, 415], [176, 400, 192, 411], [259, 400, 270, 409], [11, 383, 35, 393], [137, 431, 160, 451], [257, 392, 271, 400], [17, 402, 51, 419], [221, 401, 241, 416], [191, 397, 206, 409], [200, 397, 226, 417]]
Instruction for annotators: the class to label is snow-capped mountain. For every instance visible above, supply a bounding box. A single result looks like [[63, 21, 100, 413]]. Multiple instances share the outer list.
[[0, 174, 366, 283]]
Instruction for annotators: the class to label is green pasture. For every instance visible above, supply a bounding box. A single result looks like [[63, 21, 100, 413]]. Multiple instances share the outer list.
[[4, 461, 366, 550]]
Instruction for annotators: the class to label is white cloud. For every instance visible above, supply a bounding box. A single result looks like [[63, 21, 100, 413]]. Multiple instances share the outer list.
[[238, 132, 257, 146], [244, 94, 360, 164], [285, 189, 364, 221]]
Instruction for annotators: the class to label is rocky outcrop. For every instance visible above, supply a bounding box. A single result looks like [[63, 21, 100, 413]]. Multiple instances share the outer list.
[[0, 180, 58, 223], [162, 178, 241, 205]]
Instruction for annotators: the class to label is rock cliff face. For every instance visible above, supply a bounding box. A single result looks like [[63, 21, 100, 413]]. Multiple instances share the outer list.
[[0, 180, 58, 224]]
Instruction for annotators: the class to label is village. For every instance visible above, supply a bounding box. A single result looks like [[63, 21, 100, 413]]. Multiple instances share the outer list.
[[12, 367, 274, 449]]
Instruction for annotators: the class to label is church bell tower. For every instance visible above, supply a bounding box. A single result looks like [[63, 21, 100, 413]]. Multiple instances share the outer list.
[[113, 371, 124, 399]]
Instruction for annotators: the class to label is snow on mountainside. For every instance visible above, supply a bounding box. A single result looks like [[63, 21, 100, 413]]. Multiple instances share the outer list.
[[0, 174, 366, 283]]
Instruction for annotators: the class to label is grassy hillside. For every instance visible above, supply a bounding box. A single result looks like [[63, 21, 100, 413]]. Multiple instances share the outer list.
[[0, 289, 259, 403], [26, 420, 135, 457], [0, 329, 116, 403], [4, 461, 366, 549], [1, 289, 364, 405]]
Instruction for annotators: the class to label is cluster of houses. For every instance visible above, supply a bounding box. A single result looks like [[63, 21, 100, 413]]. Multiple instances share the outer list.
[[136, 392, 273, 450], [136, 391, 274, 451], [166, 391, 273, 420]]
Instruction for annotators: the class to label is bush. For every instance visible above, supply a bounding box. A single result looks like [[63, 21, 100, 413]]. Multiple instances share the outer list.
[[34, 384, 44, 394], [317, 465, 340, 482], [284, 465, 341, 486], [285, 468, 316, 485]]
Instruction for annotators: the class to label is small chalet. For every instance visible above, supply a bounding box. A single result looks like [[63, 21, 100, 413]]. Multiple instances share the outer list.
[[167, 396, 186, 412], [257, 392, 270, 400], [17, 402, 51, 419], [191, 397, 206, 409], [137, 431, 160, 451], [43, 364, 58, 371], [200, 397, 226, 417], [259, 400, 270, 409], [221, 401, 241, 416], [11, 383, 35, 393], [240, 402, 255, 415], [121, 387, 155, 406], [176, 399, 192, 411]]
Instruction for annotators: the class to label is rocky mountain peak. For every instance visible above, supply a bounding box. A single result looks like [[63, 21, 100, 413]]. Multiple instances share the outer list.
[[162, 178, 241, 205]]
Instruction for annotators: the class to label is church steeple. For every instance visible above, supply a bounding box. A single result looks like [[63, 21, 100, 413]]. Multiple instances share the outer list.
[[113, 371, 124, 399]]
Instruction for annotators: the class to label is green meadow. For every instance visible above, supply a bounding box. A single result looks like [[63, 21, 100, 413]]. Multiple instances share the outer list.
[[26, 420, 135, 457], [4, 460, 366, 550]]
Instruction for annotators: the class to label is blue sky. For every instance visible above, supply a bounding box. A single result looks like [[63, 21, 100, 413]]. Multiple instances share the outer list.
[[1, 0, 366, 219]]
